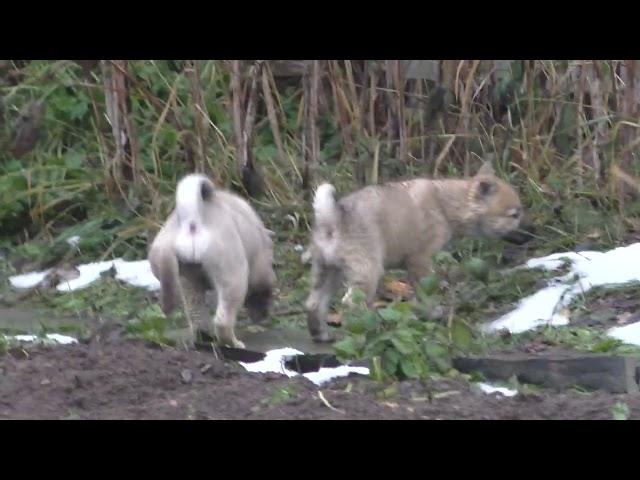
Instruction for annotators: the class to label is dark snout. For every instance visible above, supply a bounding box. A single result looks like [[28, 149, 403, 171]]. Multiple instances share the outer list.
[[501, 219, 536, 245]]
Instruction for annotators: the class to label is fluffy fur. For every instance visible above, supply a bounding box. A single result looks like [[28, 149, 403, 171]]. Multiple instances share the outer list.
[[304, 162, 524, 343], [148, 173, 276, 348]]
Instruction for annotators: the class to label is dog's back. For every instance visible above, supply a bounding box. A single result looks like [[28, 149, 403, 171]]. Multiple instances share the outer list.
[[317, 181, 433, 268]]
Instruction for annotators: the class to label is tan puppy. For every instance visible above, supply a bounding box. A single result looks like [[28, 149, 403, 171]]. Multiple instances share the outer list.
[[305, 162, 524, 342], [148, 173, 276, 348]]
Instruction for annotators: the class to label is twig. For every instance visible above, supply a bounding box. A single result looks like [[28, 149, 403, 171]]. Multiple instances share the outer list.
[[318, 391, 345, 415], [433, 135, 456, 177]]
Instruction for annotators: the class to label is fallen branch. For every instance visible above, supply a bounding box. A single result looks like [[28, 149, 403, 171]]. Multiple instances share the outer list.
[[318, 390, 345, 414]]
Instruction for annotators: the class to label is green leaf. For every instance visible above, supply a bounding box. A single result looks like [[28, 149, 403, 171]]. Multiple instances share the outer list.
[[378, 306, 402, 323], [433, 251, 457, 267], [417, 273, 440, 297], [65, 151, 85, 169], [391, 301, 414, 317], [592, 338, 622, 353], [464, 257, 489, 282], [161, 126, 179, 148], [451, 318, 473, 350], [333, 336, 361, 359], [390, 335, 414, 356], [345, 310, 378, 335], [382, 348, 400, 376], [399, 357, 421, 379], [4, 159, 23, 172], [424, 344, 451, 373], [345, 317, 365, 335], [361, 311, 379, 332], [68, 99, 89, 120], [414, 297, 444, 321]]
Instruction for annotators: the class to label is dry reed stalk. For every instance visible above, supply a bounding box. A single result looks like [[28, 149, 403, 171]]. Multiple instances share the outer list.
[[261, 63, 287, 167], [327, 61, 355, 159], [302, 60, 320, 193], [185, 60, 210, 174], [101, 60, 139, 198]]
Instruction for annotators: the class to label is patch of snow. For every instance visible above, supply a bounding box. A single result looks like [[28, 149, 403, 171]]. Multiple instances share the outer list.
[[608, 321, 640, 347], [303, 365, 371, 385], [9, 270, 51, 289], [56, 260, 117, 292], [9, 258, 161, 292], [239, 347, 303, 378], [484, 243, 640, 335], [483, 285, 570, 334], [239, 347, 370, 386], [113, 259, 160, 291], [476, 382, 518, 397], [7, 333, 78, 345]]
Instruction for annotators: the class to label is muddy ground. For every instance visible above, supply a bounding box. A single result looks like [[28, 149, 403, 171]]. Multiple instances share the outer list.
[[1, 330, 639, 420]]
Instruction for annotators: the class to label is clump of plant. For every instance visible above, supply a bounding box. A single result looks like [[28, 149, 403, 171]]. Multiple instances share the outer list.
[[331, 249, 561, 382], [332, 277, 475, 381], [124, 304, 169, 345]]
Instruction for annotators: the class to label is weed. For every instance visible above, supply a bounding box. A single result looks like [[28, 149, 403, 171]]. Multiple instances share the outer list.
[[612, 401, 630, 420], [265, 385, 297, 407]]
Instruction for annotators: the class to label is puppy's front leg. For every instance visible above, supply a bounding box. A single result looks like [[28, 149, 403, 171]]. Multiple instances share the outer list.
[[407, 231, 451, 290], [342, 257, 383, 308], [406, 255, 433, 290]]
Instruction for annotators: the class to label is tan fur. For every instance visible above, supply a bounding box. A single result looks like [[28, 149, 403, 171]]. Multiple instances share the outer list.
[[148, 174, 276, 348], [305, 162, 524, 342]]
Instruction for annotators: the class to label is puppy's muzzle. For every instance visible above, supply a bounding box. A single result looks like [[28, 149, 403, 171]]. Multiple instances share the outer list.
[[501, 222, 536, 245]]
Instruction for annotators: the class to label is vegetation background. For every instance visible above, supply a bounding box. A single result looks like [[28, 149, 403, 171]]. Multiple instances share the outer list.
[[1, 59, 640, 381], [1, 60, 639, 260]]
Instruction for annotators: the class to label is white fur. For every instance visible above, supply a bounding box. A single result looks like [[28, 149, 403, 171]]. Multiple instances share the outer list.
[[313, 183, 337, 225], [312, 183, 342, 264], [341, 287, 354, 305], [173, 174, 212, 263]]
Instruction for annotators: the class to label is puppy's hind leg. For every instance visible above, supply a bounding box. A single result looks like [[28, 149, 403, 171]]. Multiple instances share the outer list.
[[178, 267, 211, 344], [407, 231, 450, 290], [246, 284, 274, 324], [213, 292, 247, 349], [212, 270, 249, 349], [246, 259, 276, 324], [305, 261, 342, 343]]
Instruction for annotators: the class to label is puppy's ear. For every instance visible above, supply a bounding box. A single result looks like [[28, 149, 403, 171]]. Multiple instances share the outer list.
[[474, 178, 497, 198], [475, 161, 495, 177], [200, 180, 214, 202]]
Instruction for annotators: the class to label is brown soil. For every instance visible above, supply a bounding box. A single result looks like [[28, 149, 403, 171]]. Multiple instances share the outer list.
[[572, 287, 640, 329], [1, 332, 639, 420]]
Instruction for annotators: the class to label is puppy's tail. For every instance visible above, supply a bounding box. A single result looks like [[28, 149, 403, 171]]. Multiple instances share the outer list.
[[173, 173, 216, 264], [313, 183, 341, 228], [175, 173, 215, 225]]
